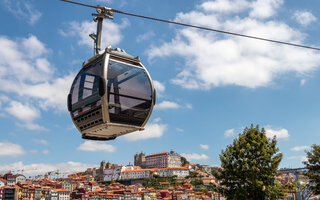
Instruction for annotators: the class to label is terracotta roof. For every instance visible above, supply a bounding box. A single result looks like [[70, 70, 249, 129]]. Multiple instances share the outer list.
[[146, 152, 169, 157], [159, 182, 170, 185], [1, 186, 15, 189], [53, 188, 70, 193], [157, 167, 188, 170], [13, 185, 22, 190], [122, 169, 156, 173]]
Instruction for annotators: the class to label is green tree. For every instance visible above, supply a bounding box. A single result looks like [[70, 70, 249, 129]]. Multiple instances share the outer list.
[[191, 178, 203, 186], [214, 124, 283, 200], [181, 156, 189, 166], [303, 144, 320, 195]]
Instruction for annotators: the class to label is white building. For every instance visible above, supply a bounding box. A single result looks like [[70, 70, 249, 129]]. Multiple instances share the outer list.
[[103, 165, 141, 182], [5, 174, 26, 186], [145, 151, 182, 168], [120, 169, 155, 180], [61, 181, 74, 191], [51, 189, 70, 200], [202, 177, 218, 186], [120, 167, 189, 180], [0, 178, 7, 187], [156, 167, 189, 178]]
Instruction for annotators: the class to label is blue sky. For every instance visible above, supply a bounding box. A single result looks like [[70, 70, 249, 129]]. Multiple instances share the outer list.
[[0, 0, 320, 176]]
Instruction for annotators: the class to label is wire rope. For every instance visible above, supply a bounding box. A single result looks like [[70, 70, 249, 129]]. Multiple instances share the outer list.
[[61, 0, 320, 51]]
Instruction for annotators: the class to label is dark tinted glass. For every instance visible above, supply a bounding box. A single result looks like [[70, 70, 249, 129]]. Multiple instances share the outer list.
[[70, 59, 104, 116], [107, 59, 152, 126]]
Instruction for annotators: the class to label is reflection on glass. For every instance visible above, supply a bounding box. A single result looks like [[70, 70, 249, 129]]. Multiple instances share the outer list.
[[70, 60, 103, 114], [107, 59, 152, 126]]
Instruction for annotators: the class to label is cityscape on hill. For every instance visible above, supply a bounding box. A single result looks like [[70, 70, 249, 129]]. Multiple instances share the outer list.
[[1, 0, 320, 199], [0, 150, 315, 199]]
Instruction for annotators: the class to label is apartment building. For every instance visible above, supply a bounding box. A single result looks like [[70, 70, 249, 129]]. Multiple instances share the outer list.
[[145, 150, 182, 168], [156, 167, 189, 178]]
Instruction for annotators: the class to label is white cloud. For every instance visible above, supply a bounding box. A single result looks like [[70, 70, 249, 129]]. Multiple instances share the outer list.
[[30, 150, 38, 154], [0, 161, 95, 176], [288, 155, 307, 162], [0, 95, 9, 103], [152, 118, 161, 123], [123, 123, 167, 141], [5, 101, 39, 121], [185, 103, 193, 109], [176, 128, 184, 132], [293, 11, 317, 26], [3, 0, 42, 25], [0, 142, 26, 156], [4, 101, 47, 131], [137, 31, 155, 43], [149, 0, 320, 89], [21, 35, 48, 59], [200, 144, 209, 150], [155, 101, 180, 110], [60, 19, 129, 51], [78, 141, 116, 152], [265, 127, 290, 139], [0, 95, 10, 115], [181, 153, 209, 161], [291, 145, 310, 152], [153, 80, 166, 97], [42, 150, 49, 154], [199, 0, 250, 14], [17, 122, 47, 131], [95, 0, 112, 2], [33, 139, 48, 145], [224, 128, 235, 138], [16, 73, 75, 111], [0, 35, 52, 84], [300, 79, 306, 86], [0, 35, 74, 111], [249, 0, 283, 19]]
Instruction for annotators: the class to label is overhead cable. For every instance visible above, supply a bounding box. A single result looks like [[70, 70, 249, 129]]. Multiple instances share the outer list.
[[61, 0, 320, 51]]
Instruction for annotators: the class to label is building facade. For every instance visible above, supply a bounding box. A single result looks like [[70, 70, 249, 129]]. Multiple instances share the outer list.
[[134, 152, 146, 168], [145, 151, 182, 168], [51, 189, 70, 200], [0, 179, 6, 187], [156, 167, 190, 178], [103, 165, 141, 182], [4, 174, 26, 186], [120, 169, 154, 180]]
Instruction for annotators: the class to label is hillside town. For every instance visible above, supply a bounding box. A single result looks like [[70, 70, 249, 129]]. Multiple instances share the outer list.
[[0, 150, 313, 200]]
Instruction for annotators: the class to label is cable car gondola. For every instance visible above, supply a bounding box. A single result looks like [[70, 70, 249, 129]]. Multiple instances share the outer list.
[[65, 1, 156, 140]]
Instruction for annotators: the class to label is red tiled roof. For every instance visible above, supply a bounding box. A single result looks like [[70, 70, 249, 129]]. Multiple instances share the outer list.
[[159, 182, 170, 185], [146, 152, 168, 157], [122, 169, 156, 173], [202, 177, 215, 180], [157, 167, 188, 170], [1, 186, 15, 189], [53, 189, 70, 193]]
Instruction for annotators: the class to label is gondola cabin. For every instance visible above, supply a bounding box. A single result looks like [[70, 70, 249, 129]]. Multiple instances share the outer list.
[[68, 47, 156, 140]]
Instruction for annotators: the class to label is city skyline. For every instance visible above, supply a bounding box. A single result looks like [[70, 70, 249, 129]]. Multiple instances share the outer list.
[[1, 0, 320, 176]]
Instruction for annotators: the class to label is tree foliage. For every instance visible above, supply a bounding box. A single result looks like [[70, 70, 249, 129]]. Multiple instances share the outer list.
[[214, 124, 283, 200], [181, 156, 189, 166], [303, 144, 320, 195]]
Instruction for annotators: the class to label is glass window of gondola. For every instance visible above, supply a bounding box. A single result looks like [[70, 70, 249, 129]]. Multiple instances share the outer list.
[[107, 59, 152, 126], [70, 59, 104, 117]]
